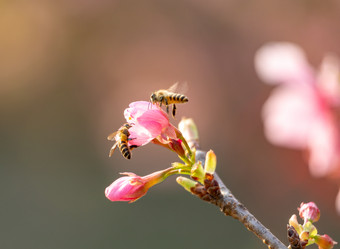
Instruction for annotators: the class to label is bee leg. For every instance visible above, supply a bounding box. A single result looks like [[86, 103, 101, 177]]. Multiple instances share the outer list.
[[159, 96, 163, 107], [129, 145, 138, 151], [172, 104, 176, 118], [165, 98, 169, 114]]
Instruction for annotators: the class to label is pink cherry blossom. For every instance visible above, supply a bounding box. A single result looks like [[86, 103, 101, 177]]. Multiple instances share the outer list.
[[105, 169, 169, 203], [255, 42, 340, 179], [124, 101, 178, 146]]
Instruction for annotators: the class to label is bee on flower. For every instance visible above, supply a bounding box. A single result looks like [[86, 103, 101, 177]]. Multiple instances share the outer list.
[[107, 123, 135, 159]]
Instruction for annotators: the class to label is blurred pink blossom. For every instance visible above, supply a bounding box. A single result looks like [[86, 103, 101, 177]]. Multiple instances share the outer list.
[[124, 101, 179, 146], [255, 42, 340, 214], [336, 189, 340, 215], [255, 42, 315, 85], [255, 42, 340, 179]]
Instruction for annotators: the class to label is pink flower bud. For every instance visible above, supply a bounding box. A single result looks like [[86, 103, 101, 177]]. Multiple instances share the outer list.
[[105, 169, 169, 203], [314, 234, 337, 249], [168, 139, 186, 158], [298, 202, 320, 223], [105, 173, 149, 203]]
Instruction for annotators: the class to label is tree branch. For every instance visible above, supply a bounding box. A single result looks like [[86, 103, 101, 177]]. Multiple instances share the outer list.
[[194, 150, 287, 249]]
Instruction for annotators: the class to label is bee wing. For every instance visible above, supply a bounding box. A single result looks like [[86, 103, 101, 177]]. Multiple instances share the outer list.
[[109, 143, 118, 157], [167, 82, 188, 94], [107, 131, 118, 141]]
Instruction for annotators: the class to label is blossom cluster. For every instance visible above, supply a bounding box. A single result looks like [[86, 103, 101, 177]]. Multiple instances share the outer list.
[[255, 42, 340, 214], [105, 100, 216, 202], [105, 86, 336, 249], [288, 202, 337, 249]]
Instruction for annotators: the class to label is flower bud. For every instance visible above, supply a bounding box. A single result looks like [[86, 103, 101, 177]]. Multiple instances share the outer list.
[[178, 117, 199, 148], [169, 139, 186, 158], [105, 173, 148, 203], [204, 150, 217, 175], [299, 202, 320, 223], [176, 176, 197, 193], [287, 225, 300, 248], [314, 234, 337, 249], [105, 169, 170, 203]]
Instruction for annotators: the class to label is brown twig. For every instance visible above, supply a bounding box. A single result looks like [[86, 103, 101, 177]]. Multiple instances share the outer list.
[[194, 150, 287, 249]]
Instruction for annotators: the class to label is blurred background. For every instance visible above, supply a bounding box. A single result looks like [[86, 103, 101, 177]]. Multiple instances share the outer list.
[[1, 0, 339, 248]]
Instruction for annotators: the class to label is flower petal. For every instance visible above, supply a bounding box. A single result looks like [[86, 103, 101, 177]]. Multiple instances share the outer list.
[[255, 42, 314, 85], [124, 101, 161, 123], [128, 124, 156, 146], [262, 85, 319, 148], [336, 188, 340, 216], [317, 54, 340, 106], [307, 114, 340, 177], [137, 110, 169, 132]]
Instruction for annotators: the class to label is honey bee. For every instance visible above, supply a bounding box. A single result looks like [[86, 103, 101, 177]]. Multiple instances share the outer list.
[[150, 82, 188, 117], [107, 123, 136, 159]]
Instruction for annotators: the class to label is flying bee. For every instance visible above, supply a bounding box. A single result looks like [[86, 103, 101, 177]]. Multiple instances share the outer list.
[[150, 82, 188, 118], [107, 123, 137, 159]]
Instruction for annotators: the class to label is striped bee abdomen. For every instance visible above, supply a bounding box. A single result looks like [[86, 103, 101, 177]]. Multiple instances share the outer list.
[[170, 93, 188, 103], [119, 142, 131, 159]]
